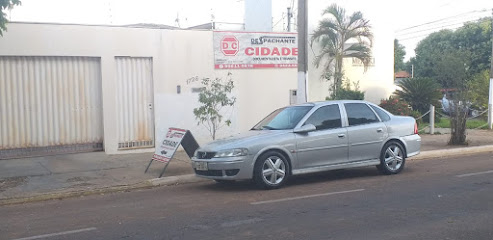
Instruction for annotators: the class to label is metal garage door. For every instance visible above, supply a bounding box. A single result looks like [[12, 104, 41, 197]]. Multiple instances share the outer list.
[[0, 56, 104, 159], [115, 57, 155, 149]]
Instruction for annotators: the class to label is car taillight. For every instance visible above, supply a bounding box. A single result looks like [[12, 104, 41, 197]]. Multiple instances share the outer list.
[[414, 123, 418, 134]]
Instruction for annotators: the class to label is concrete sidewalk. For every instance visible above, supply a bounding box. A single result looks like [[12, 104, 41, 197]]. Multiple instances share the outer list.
[[1, 128, 492, 205]]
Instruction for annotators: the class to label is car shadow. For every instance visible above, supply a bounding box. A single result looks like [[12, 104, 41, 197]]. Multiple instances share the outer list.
[[191, 166, 388, 192], [287, 167, 381, 186]]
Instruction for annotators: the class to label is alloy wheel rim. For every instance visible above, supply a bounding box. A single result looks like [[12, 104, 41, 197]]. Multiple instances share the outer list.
[[384, 145, 403, 171], [262, 156, 286, 185]]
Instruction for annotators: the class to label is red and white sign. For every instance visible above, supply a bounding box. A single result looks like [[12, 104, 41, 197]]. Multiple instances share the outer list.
[[214, 31, 298, 69], [221, 36, 239, 56], [152, 128, 187, 163]]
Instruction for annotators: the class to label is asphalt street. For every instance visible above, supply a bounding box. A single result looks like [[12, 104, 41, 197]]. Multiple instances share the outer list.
[[1, 152, 492, 240]]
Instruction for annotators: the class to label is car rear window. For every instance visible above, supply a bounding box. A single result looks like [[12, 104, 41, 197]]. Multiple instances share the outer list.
[[370, 105, 391, 122], [344, 103, 379, 126]]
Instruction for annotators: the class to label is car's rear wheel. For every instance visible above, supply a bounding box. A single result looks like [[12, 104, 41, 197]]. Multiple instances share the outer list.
[[254, 151, 289, 189], [377, 141, 406, 175]]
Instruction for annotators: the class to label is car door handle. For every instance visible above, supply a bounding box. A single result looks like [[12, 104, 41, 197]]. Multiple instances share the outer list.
[[376, 128, 383, 133], [338, 134, 345, 138]]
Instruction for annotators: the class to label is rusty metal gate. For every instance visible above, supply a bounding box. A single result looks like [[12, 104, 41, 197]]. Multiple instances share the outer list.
[[115, 57, 155, 149], [0, 56, 104, 159]]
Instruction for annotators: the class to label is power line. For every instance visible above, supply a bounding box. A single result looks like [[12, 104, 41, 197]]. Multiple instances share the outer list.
[[396, 12, 490, 36], [273, 12, 285, 28], [396, 15, 489, 37], [397, 27, 461, 41], [395, 9, 488, 33]]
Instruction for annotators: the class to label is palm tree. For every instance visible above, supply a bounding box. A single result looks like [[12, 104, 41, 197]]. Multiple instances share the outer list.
[[311, 4, 373, 97], [394, 77, 441, 113]]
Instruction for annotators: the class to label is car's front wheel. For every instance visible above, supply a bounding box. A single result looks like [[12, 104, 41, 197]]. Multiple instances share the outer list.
[[254, 151, 289, 189], [377, 141, 406, 175]]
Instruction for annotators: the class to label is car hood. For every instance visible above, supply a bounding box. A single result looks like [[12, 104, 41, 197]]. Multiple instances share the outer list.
[[200, 130, 291, 151]]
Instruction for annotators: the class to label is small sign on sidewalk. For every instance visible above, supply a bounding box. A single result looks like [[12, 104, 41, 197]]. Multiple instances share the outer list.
[[145, 127, 199, 178]]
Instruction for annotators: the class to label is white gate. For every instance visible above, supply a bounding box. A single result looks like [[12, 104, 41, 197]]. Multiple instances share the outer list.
[[0, 56, 104, 159], [115, 57, 155, 149]]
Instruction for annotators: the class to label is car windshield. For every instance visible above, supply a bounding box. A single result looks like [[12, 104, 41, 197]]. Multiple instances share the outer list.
[[252, 106, 313, 130]]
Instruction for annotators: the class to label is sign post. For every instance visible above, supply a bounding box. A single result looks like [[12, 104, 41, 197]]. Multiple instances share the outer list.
[[145, 128, 199, 178]]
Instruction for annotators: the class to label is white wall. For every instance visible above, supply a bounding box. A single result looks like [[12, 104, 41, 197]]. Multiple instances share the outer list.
[[306, 1, 395, 104], [0, 23, 297, 153], [155, 30, 297, 146]]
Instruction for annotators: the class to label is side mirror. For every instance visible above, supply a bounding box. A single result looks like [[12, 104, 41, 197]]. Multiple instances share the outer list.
[[293, 124, 316, 133]]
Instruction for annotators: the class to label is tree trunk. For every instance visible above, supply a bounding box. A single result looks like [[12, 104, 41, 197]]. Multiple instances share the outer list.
[[212, 121, 216, 140], [334, 56, 343, 96], [449, 105, 468, 145]]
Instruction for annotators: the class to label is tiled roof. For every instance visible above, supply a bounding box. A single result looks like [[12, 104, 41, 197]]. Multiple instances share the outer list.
[[394, 71, 410, 78]]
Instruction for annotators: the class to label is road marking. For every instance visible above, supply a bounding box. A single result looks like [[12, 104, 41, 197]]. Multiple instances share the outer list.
[[12, 227, 97, 240], [457, 170, 493, 178], [251, 189, 365, 205]]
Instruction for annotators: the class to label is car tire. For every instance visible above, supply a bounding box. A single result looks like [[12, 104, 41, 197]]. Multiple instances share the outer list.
[[253, 151, 289, 190], [377, 141, 406, 175]]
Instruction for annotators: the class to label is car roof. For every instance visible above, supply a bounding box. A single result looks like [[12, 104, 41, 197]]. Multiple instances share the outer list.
[[291, 100, 371, 107]]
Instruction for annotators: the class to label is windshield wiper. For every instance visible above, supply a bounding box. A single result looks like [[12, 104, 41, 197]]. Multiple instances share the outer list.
[[261, 126, 278, 130]]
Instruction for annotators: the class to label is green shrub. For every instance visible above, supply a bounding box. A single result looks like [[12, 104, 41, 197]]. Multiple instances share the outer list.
[[328, 88, 364, 100], [379, 96, 412, 116], [394, 77, 441, 113], [327, 80, 365, 100]]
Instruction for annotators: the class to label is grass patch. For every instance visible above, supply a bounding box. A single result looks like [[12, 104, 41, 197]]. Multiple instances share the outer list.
[[418, 118, 488, 132]]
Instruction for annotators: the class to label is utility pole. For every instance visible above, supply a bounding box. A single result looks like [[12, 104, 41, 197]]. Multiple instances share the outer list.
[[488, 8, 493, 129], [297, 0, 308, 103], [287, 7, 293, 32]]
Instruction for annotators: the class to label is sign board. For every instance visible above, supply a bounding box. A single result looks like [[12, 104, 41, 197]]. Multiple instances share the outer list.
[[152, 128, 187, 163], [146, 128, 200, 178], [213, 31, 298, 69]]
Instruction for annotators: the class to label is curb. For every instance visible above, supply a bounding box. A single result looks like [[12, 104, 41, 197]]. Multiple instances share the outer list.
[[2, 145, 492, 206], [147, 174, 208, 186], [0, 175, 208, 206], [413, 145, 493, 160], [0, 182, 153, 206]]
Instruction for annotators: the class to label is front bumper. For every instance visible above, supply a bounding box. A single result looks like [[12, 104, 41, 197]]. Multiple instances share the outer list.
[[191, 155, 255, 180], [402, 134, 421, 158]]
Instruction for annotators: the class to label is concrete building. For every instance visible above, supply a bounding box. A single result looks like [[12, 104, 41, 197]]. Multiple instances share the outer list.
[[0, 2, 395, 158], [0, 22, 297, 158]]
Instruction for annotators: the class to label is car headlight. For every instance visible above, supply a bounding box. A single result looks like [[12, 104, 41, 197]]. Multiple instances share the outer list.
[[214, 148, 249, 158]]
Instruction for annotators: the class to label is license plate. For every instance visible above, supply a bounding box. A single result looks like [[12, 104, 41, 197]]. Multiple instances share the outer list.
[[195, 161, 208, 171]]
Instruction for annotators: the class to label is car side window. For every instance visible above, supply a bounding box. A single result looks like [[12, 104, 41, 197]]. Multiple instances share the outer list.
[[303, 105, 342, 130], [370, 105, 391, 122], [344, 103, 379, 126]]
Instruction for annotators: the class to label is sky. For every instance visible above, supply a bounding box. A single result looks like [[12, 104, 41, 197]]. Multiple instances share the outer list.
[[7, 0, 493, 60]]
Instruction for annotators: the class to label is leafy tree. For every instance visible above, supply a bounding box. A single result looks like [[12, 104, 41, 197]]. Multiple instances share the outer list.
[[0, 0, 21, 36], [394, 77, 441, 113], [436, 49, 473, 144], [467, 70, 490, 110], [412, 18, 492, 81], [394, 39, 406, 72], [452, 18, 492, 75], [435, 49, 471, 89], [193, 73, 236, 140], [413, 30, 455, 79], [409, 18, 491, 144], [311, 4, 373, 98]]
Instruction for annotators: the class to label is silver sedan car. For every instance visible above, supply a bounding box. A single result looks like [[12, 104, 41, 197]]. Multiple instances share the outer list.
[[191, 100, 421, 189]]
